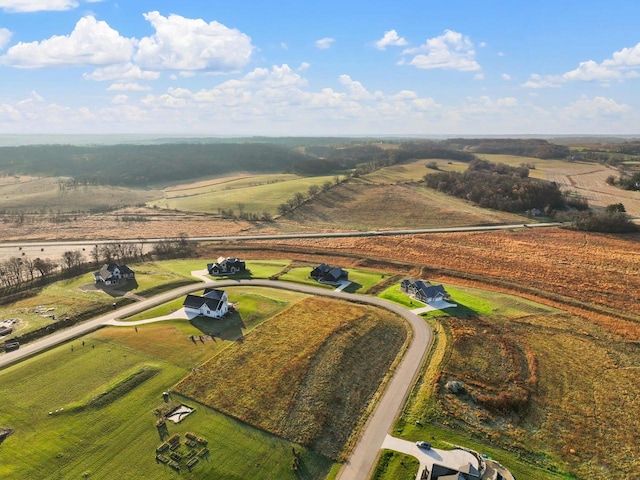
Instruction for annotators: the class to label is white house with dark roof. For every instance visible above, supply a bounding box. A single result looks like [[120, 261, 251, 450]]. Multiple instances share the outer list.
[[207, 257, 246, 276], [182, 288, 229, 318], [401, 279, 450, 305], [94, 263, 135, 285]]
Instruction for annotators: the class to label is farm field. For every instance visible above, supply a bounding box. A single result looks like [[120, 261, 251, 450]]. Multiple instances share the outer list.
[[148, 173, 336, 215], [358, 158, 467, 184], [282, 183, 527, 231], [0, 176, 162, 213]]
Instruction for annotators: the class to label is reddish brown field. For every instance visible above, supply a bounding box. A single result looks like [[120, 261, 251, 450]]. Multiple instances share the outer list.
[[229, 228, 640, 325]]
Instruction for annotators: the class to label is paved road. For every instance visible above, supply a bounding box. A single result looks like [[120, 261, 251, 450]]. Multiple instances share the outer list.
[[0, 278, 433, 480], [0, 221, 565, 252]]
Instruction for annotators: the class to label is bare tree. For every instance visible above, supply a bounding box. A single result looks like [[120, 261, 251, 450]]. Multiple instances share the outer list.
[[61, 250, 84, 271], [5, 257, 25, 287], [34, 258, 58, 278], [22, 256, 37, 282]]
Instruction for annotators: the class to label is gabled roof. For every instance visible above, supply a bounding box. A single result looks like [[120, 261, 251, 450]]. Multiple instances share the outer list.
[[99, 265, 114, 280], [118, 265, 134, 275], [328, 267, 346, 281], [203, 288, 225, 301], [422, 284, 446, 297], [183, 294, 223, 311]]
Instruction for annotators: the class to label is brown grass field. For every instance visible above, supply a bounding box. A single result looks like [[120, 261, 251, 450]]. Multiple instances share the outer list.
[[439, 311, 640, 479], [174, 296, 409, 460]]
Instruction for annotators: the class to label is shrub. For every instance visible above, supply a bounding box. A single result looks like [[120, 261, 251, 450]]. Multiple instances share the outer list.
[[568, 210, 638, 233]]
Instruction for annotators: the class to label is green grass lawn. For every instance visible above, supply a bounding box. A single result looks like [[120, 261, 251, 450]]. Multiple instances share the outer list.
[[278, 266, 336, 289], [378, 282, 560, 318], [341, 269, 389, 293], [277, 266, 389, 293], [0, 290, 332, 480], [371, 450, 420, 480], [145, 258, 292, 280]]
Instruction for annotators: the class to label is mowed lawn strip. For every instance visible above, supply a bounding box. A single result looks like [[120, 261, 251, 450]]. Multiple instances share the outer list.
[[175, 296, 409, 459]]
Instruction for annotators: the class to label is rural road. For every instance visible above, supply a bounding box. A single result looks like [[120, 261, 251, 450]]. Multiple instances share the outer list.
[[0, 221, 567, 261], [0, 278, 433, 480]]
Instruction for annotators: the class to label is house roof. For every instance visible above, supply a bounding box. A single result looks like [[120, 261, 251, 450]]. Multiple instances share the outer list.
[[203, 288, 225, 300], [422, 284, 446, 297], [118, 265, 134, 275], [98, 265, 114, 280], [328, 267, 346, 281], [183, 294, 223, 311], [404, 279, 447, 297]]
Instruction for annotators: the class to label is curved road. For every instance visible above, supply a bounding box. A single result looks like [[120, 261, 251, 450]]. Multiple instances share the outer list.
[[0, 278, 433, 480]]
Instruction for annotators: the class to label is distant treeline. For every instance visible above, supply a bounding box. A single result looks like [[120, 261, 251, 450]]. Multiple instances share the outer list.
[[441, 138, 570, 159], [0, 140, 478, 187], [306, 141, 477, 163], [0, 143, 340, 186], [424, 159, 565, 212], [0, 138, 573, 187]]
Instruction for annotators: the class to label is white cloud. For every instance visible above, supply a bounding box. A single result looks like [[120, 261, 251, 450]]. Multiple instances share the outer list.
[[83, 63, 160, 81], [0, 15, 134, 68], [111, 94, 128, 105], [297, 62, 310, 72], [525, 42, 640, 88], [315, 37, 335, 50], [562, 96, 631, 119], [134, 11, 252, 73], [562, 59, 622, 82], [133, 64, 444, 131], [464, 96, 518, 111], [106, 82, 151, 92], [0, 28, 11, 50], [501, 73, 511, 81], [402, 30, 480, 71], [17, 90, 44, 105], [521, 73, 561, 89], [0, 0, 78, 12], [474, 73, 484, 80], [375, 30, 407, 50], [339, 74, 375, 100]]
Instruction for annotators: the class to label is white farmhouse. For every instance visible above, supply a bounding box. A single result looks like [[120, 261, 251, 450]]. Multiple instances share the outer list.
[[182, 288, 229, 318]]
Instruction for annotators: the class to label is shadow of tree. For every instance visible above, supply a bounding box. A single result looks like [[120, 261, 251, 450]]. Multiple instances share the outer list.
[[190, 310, 247, 342]]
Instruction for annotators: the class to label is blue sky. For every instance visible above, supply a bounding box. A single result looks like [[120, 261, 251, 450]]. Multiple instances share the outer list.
[[0, 0, 639, 136]]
